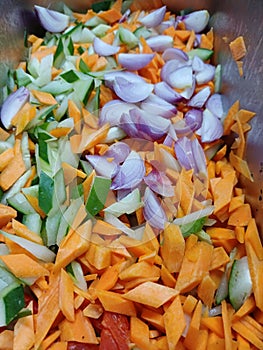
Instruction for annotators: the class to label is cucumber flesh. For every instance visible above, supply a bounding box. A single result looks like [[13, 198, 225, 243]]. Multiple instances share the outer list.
[[228, 256, 252, 311]]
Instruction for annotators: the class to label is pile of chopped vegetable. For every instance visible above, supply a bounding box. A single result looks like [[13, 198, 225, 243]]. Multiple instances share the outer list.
[[0, 0, 262, 349]]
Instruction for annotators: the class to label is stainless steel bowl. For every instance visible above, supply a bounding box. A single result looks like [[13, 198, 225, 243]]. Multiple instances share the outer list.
[[1, 0, 263, 234]]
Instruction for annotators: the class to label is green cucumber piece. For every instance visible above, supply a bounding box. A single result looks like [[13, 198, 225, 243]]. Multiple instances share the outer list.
[[7, 192, 36, 215], [180, 217, 206, 238], [39, 171, 54, 215], [0, 282, 25, 326], [187, 48, 214, 61], [228, 256, 252, 311], [22, 213, 42, 235], [86, 176, 111, 217]]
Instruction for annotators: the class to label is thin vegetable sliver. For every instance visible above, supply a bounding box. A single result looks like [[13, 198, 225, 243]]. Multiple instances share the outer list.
[[0, 1, 261, 349]]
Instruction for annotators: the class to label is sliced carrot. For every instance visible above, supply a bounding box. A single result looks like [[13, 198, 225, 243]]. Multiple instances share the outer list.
[[160, 223, 185, 273], [40, 330, 61, 350], [0, 148, 14, 172], [0, 330, 14, 350], [130, 316, 153, 350], [183, 294, 198, 315], [68, 99, 82, 134], [183, 300, 203, 350], [201, 316, 224, 338], [119, 260, 160, 281], [97, 6, 122, 24], [96, 290, 137, 316], [0, 253, 49, 279], [245, 218, 263, 260], [92, 220, 122, 237], [13, 301, 34, 350], [59, 268, 75, 322], [0, 204, 17, 228], [228, 203, 252, 227], [232, 320, 263, 349], [210, 246, 230, 271], [229, 36, 247, 61], [54, 220, 92, 272], [31, 89, 57, 105], [197, 274, 217, 308], [222, 300, 234, 350], [123, 281, 178, 308], [12, 218, 43, 244], [164, 295, 186, 349], [175, 240, 213, 293], [48, 342, 67, 350], [34, 272, 61, 349], [0, 126, 10, 141], [160, 264, 176, 288], [85, 242, 111, 270], [59, 309, 98, 344], [94, 263, 120, 291], [141, 308, 165, 333], [83, 302, 104, 319], [0, 139, 26, 191], [223, 100, 240, 135]]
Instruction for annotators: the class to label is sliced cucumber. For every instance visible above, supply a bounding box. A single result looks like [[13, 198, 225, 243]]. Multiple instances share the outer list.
[[22, 213, 42, 235], [7, 192, 36, 215], [86, 176, 111, 217], [187, 48, 214, 61], [229, 256, 253, 311], [0, 282, 25, 326]]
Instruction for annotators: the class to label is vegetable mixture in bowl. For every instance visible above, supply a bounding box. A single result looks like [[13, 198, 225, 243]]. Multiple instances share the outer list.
[[0, 0, 262, 349]]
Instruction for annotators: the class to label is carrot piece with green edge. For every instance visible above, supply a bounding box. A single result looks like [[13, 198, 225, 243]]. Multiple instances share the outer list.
[[160, 222, 185, 273], [0, 253, 49, 279], [96, 290, 137, 316], [13, 301, 34, 350], [164, 295, 186, 349], [59, 309, 98, 344], [12, 218, 43, 245], [175, 240, 213, 293], [123, 281, 178, 308], [54, 220, 92, 272], [59, 268, 75, 322], [245, 218, 263, 260]]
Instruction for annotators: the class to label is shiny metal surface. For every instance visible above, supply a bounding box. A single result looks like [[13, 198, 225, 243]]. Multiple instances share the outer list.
[[1, 0, 263, 234]]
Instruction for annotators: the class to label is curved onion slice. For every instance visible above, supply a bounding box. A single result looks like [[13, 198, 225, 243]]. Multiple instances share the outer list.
[[146, 35, 173, 52], [120, 108, 171, 141], [180, 10, 210, 33], [140, 93, 177, 119], [206, 93, 224, 119], [113, 76, 153, 103], [118, 53, 155, 71], [188, 86, 211, 108], [99, 100, 140, 126], [144, 168, 174, 197], [174, 136, 207, 175], [185, 109, 203, 131], [143, 187, 168, 230], [160, 58, 187, 83], [93, 37, 120, 56], [104, 70, 145, 90], [104, 142, 131, 164], [86, 155, 119, 178], [162, 47, 189, 62], [154, 81, 182, 104], [139, 6, 166, 28], [200, 109, 223, 143], [195, 64, 215, 85], [180, 76, 196, 100], [111, 150, 145, 190], [168, 65, 193, 89], [0, 87, 30, 129], [34, 5, 70, 33]]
